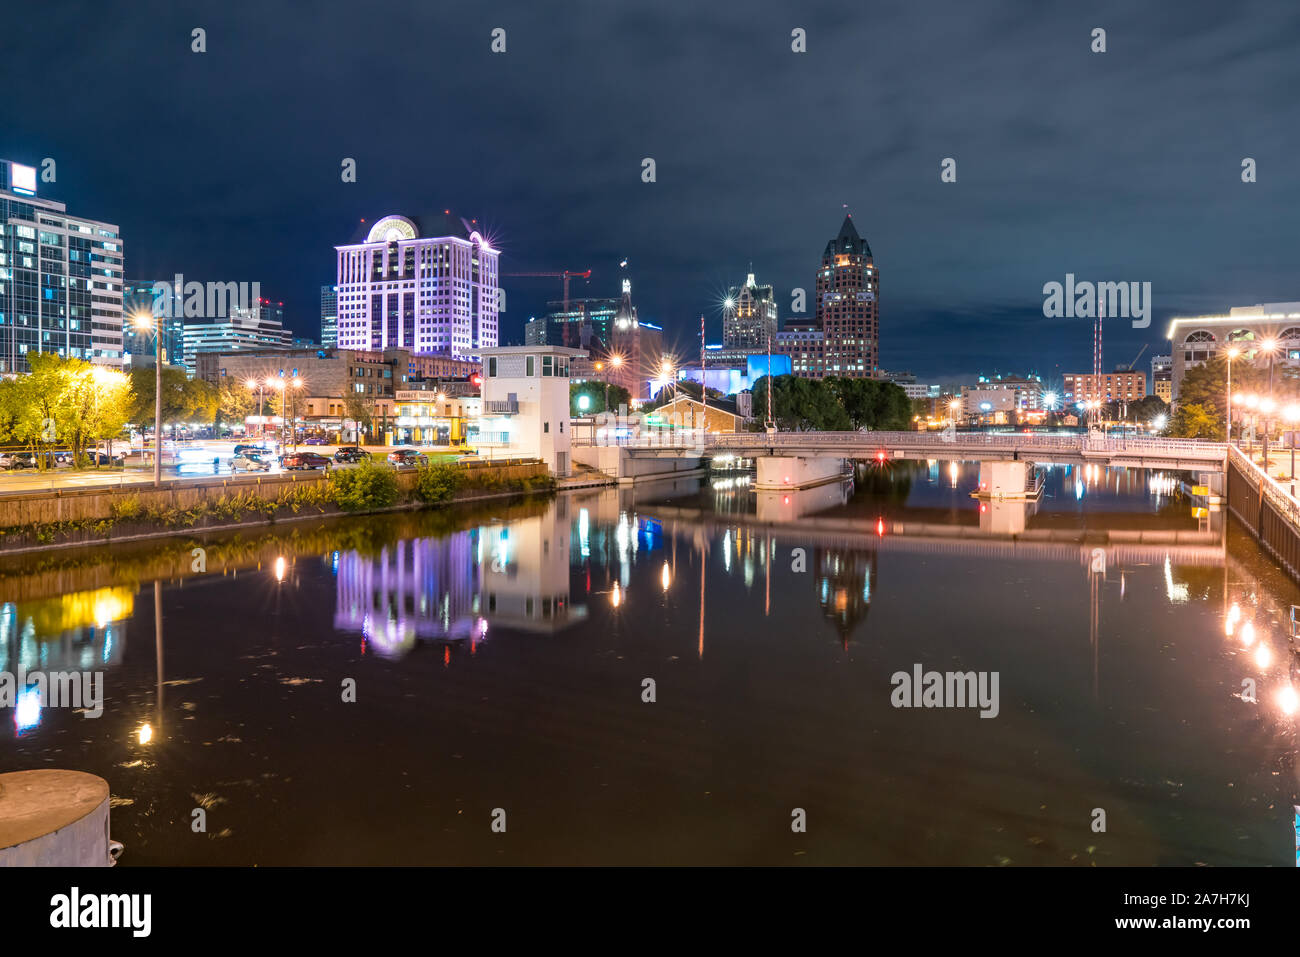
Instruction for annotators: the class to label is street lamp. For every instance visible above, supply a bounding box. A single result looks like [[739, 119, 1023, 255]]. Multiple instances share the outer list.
[[1225, 346, 1241, 443], [1261, 336, 1279, 394], [1261, 396, 1277, 474], [1285, 404, 1300, 495], [268, 376, 286, 451], [132, 310, 164, 487], [246, 378, 265, 440], [289, 377, 303, 451], [948, 398, 961, 431]]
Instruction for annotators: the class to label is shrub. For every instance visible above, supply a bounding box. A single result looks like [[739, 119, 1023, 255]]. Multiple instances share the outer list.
[[110, 494, 143, 521], [329, 461, 399, 511], [413, 463, 461, 505]]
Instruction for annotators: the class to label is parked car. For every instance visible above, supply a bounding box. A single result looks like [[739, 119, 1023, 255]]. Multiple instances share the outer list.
[[387, 448, 429, 468], [280, 451, 331, 471], [302, 436, 328, 446], [231, 451, 272, 472], [3, 451, 67, 469], [333, 446, 371, 464]]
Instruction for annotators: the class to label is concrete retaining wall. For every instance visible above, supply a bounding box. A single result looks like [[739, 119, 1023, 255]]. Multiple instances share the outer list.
[[571, 446, 705, 485], [0, 460, 548, 530]]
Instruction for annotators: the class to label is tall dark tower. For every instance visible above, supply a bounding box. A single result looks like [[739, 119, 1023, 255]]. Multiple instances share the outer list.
[[815, 214, 879, 379]]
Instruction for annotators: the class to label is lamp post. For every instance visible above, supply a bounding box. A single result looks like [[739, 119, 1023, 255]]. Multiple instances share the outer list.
[[132, 311, 164, 487], [1261, 396, 1277, 475], [246, 378, 265, 441], [1262, 336, 1279, 395], [1225, 346, 1240, 444], [289, 377, 303, 451], [609, 354, 623, 414], [1284, 404, 1300, 495], [1244, 393, 1259, 453], [268, 376, 286, 453]]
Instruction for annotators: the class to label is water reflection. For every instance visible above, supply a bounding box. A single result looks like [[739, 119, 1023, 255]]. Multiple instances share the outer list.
[[1, 461, 1298, 864]]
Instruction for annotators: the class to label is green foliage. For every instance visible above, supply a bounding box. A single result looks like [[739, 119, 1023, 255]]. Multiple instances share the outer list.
[[750, 375, 911, 432], [1169, 401, 1223, 440], [571, 380, 632, 415], [329, 461, 400, 511], [127, 366, 219, 427], [109, 494, 144, 521], [413, 462, 461, 504], [0, 353, 133, 465]]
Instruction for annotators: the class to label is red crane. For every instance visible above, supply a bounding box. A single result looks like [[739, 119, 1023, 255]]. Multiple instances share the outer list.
[[503, 269, 592, 313]]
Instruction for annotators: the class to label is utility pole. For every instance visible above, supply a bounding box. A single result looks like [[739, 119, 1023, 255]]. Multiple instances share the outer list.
[[153, 326, 163, 487]]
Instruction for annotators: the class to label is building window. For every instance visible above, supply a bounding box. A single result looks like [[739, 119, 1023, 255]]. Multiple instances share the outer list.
[[526, 355, 535, 376], [488, 357, 497, 377], [543, 421, 549, 433], [542, 355, 553, 376]]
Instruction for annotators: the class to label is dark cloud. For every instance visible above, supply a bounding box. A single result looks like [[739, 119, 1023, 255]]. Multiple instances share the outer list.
[[3, 0, 1297, 378]]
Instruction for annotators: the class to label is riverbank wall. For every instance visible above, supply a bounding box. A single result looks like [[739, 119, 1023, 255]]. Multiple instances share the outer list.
[[0, 459, 550, 554]]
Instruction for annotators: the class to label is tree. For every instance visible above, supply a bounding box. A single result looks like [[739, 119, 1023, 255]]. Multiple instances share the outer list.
[[127, 367, 219, 430], [0, 354, 133, 466], [216, 381, 257, 432], [62, 365, 132, 464], [571, 380, 632, 415], [343, 393, 374, 442], [1169, 401, 1222, 440]]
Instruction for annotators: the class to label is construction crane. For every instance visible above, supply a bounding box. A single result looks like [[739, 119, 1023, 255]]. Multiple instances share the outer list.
[[1123, 343, 1148, 371], [502, 269, 592, 313]]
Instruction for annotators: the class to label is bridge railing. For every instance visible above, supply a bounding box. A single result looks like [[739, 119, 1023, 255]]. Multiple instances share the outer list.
[[703, 431, 1227, 459]]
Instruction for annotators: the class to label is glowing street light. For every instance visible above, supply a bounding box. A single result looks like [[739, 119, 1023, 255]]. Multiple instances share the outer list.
[[132, 310, 164, 487], [1225, 346, 1241, 443]]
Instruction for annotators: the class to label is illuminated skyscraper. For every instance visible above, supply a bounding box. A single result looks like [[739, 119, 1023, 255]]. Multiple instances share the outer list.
[[724, 269, 777, 349], [816, 214, 878, 379], [334, 212, 499, 360]]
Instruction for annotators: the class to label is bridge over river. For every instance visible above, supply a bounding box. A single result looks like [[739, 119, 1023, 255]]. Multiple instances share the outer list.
[[603, 431, 1228, 493]]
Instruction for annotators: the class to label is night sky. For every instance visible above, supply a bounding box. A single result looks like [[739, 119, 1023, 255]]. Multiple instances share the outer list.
[[4, 0, 1298, 384]]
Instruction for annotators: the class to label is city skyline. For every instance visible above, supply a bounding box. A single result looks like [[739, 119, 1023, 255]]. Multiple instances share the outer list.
[[4, 1, 1298, 379]]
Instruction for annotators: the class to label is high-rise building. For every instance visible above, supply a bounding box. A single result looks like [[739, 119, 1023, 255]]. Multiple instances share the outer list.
[[1150, 354, 1172, 403], [321, 284, 337, 349], [0, 158, 124, 372], [1062, 370, 1147, 406], [334, 212, 499, 359], [525, 296, 620, 350], [773, 319, 826, 379], [184, 306, 291, 377], [816, 214, 878, 378], [724, 269, 777, 349], [257, 296, 285, 329]]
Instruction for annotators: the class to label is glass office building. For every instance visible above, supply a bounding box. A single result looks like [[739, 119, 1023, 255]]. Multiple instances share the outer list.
[[0, 158, 124, 372]]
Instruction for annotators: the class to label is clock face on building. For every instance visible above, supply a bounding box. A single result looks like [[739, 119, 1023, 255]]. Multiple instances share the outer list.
[[366, 216, 418, 243]]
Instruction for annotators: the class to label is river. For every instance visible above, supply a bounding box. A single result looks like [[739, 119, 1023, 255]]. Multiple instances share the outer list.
[[2, 460, 1297, 865]]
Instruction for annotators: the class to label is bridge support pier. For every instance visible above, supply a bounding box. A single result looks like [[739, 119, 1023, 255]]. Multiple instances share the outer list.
[[975, 460, 1033, 500], [754, 455, 847, 490]]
